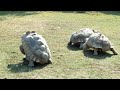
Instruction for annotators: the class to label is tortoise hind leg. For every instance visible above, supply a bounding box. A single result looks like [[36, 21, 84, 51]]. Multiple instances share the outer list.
[[110, 48, 118, 55], [93, 48, 98, 55], [48, 60, 52, 64]]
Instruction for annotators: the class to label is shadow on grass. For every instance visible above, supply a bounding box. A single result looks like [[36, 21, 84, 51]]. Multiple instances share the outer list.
[[1, 11, 119, 17], [60, 11, 120, 16], [7, 58, 50, 73], [83, 50, 113, 59], [60, 11, 86, 13], [67, 43, 81, 51], [0, 11, 39, 16], [99, 11, 120, 16]]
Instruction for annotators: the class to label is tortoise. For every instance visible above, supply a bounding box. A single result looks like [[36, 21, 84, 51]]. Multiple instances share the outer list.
[[83, 32, 118, 55], [68, 28, 96, 49], [19, 31, 52, 67]]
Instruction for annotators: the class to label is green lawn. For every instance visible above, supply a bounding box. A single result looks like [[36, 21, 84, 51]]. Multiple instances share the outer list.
[[0, 11, 120, 79]]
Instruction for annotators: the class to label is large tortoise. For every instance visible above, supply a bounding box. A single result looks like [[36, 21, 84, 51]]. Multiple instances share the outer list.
[[68, 28, 96, 49], [83, 32, 118, 55], [19, 31, 52, 67]]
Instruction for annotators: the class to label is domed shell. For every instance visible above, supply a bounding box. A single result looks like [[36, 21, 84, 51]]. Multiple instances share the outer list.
[[86, 32, 113, 51], [70, 28, 95, 44], [20, 31, 52, 65]]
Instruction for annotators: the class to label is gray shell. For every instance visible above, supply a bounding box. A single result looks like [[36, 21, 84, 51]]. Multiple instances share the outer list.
[[85, 32, 113, 51], [70, 28, 95, 44], [20, 32, 52, 64]]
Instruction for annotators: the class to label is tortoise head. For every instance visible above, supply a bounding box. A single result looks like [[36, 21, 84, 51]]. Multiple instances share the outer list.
[[70, 33, 80, 43], [31, 31, 36, 33], [26, 31, 31, 35]]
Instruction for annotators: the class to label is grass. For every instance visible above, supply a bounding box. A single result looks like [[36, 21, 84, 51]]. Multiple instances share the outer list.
[[0, 11, 120, 79]]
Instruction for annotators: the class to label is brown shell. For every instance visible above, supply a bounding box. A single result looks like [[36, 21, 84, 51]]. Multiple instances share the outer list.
[[86, 33, 113, 51]]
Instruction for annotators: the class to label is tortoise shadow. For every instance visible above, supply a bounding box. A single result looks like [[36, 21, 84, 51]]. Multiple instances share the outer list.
[[61, 11, 120, 16], [7, 58, 50, 73], [0, 11, 40, 16], [99, 11, 120, 16], [67, 43, 81, 51], [83, 50, 113, 59]]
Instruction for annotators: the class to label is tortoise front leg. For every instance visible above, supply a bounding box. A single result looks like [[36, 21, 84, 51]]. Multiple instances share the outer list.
[[110, 48, 118, 55], [79, 43, 84, 50], [93, 48, 98, 55], [83, 43, 89, 51], [68, 41, 72, 45], [28, 59, 34, 67]]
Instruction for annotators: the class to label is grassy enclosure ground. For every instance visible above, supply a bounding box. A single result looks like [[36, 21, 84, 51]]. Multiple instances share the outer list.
[[0, 11, 120, 79]]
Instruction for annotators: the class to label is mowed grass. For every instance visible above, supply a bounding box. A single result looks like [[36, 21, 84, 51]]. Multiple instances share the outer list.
[[0, 11, 120, 79]]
